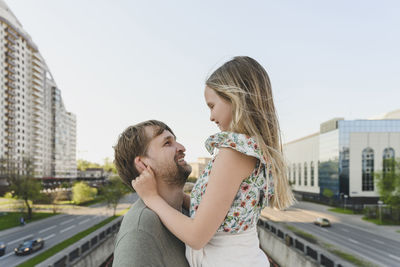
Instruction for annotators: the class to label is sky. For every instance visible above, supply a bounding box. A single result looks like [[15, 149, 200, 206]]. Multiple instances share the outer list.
[[6, 0, 400, 164]]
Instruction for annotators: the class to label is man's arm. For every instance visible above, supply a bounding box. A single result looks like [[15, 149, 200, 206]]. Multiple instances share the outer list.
[[113, 230, 164, 267]]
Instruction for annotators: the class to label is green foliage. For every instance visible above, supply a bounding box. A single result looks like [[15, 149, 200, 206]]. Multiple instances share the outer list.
[[8, 158, 42, 219], [76, 157, 117, 173], [101, 176, 130, 215], [375, 159, 400, 207], [322, 188, 334, 198], [72, 182, 97, 204], [187, 177, 197, 183], [76, 159, 101, 171], [4, 192, 14, 199], [328, 208, 354, 214], [0, 212, 57, 231]]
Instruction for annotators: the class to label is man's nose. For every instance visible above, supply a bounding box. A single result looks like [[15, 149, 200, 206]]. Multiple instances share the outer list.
[[176, 142, 186, 152]]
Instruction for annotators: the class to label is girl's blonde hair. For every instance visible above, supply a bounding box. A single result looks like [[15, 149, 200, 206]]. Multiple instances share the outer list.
[[206, 56, 295, 210]]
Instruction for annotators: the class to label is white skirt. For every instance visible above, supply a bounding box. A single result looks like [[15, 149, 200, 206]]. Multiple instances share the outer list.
[[185, 227, 269, 267]]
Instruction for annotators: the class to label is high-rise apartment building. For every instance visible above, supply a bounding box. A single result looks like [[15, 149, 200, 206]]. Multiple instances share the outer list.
[[0, 1, 76, 184]]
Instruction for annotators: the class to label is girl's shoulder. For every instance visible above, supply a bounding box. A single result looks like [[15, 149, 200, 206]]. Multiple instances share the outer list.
[[205, 131, 266, 164]]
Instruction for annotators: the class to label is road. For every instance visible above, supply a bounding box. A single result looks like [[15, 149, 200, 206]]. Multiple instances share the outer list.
[[261, 201, 400, 267], [0, 193, 138, 267]]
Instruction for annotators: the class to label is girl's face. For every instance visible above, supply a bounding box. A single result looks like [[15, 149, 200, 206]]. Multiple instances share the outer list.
[[204, 86, 232, 131]]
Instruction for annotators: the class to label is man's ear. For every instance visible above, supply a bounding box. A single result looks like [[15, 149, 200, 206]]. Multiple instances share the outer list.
[[134, 156, 147, 173]]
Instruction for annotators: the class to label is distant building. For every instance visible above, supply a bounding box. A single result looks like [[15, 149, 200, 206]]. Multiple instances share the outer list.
[[284, 110, 400, 205], [0, 1, 76, 185], [78, 168, 110, 179], [189, 157, 211, 178]]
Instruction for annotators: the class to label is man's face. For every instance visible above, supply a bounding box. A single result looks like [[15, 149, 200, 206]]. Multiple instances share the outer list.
[[142, 127, 192, 186]]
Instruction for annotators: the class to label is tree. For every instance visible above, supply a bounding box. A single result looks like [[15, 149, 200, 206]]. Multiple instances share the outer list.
[[322, 188, 334, 198], [8, 158, 41, 219], [72, 181, 97, 204], [376, 159, 400, 207], [77, 159, 101, 171], [103, 157, 117, 174], [102, 176, 130, 216]]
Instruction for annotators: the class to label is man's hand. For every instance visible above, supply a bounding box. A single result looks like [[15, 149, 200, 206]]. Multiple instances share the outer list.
[[131, 166, 160, 207]]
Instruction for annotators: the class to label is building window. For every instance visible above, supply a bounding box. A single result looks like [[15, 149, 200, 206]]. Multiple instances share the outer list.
[[362, 147, 374, 191], [304, 162, 308, 186], [383, 147, 395, 178], [311, 161, 315, 186], [298, 163, 302, 186], [293, 164, 296, 185]]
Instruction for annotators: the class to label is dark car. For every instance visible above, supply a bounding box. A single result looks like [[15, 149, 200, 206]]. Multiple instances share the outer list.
[[0, 242, 6, 256], [14, 238, 44, 255]]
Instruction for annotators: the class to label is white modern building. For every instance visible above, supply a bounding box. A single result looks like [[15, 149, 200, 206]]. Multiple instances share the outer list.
[[284, 110, 400, 204], [0, 1, 76, 186]]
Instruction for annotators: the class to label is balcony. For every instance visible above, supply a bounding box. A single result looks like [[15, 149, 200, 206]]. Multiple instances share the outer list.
[[33, 57, 43, 68], [33, 97, 43, 105], [5, 111, 15, 118], [6, 73, 16, 81], [33, 65, 44, 75], [6, 59, 16, 67], [6, 120, 16, 126], [32, 71, 43, 80], [6, 96, 16, 104], [6, 104, 15, 111], [32, 89, 43, 98], [6, 81, 16, 89], [5, 51, 16, 59], [6, 35, 16, 44], [6, 43, 16, 52], [6, 88, 16, 96], [5, 134, 15, 141], [6, 28, 18, 38], [6, 66, 16, 74], [33, 83, 43, 92]]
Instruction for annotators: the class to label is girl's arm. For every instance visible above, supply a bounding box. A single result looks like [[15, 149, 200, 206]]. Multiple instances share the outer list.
[[132, 148, 256, 250]]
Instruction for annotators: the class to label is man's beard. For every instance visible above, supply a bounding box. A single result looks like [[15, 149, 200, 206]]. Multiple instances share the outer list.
[[152, 156, 192, 186]]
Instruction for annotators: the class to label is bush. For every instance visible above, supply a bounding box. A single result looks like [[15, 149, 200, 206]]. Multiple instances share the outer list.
[[72, 182, 97, 205]]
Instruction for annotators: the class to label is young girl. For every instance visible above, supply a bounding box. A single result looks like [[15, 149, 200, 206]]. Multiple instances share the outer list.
[[132, 56, 295, 266]]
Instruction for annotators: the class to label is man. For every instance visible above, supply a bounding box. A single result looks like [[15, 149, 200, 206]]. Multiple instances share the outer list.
[[113, 120, 191, 267]]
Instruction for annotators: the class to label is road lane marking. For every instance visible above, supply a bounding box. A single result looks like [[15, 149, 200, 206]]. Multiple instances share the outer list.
[[340, 228, 349, 232], [60, 218, 74, 225], [348, 238, 359, 244], [39, 225, 57, 234], [8, 234, 33, 245], [389, 254, 400, 261], [0, 251, 14, 260], [60, 225, 75, 233], [79, 218, 90, 225], [44, 233, 56, 240], [320, 228, 328, 232], [373, 239, 385, 245]]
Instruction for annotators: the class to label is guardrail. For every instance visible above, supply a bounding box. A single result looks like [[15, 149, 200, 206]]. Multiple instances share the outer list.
[[38, 217, 122, 267], [257, 218, 350, 267]]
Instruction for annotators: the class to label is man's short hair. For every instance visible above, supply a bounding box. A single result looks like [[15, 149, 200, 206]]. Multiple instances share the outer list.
[[113, 120, 175, 190]]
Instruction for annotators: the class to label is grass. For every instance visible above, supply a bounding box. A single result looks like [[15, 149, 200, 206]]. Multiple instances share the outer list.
[[284, 224, 318, 244], [328, 207, 355, 215], [16, 215, 120, 267], [362, 216, 400, 225], [283, 224, 377, 267], [0, 212, 58, 231], [321, 242, 379, 267], [397, 230, 400, 233]]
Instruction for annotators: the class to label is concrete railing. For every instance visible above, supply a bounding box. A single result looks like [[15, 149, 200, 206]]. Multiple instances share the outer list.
[[37, 217, 122, 267], [257, 218, 352, 267]]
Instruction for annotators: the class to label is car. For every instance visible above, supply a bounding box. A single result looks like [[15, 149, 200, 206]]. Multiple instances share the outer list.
[[0, 242, 6, 256], [14, 238, 44, 256], [314, 217, 331, 227]]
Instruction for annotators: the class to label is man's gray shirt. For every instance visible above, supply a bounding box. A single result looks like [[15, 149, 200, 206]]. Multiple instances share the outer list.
[[113, 198, 189, 267]]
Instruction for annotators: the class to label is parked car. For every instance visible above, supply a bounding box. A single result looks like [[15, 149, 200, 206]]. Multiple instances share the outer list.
[[314, 217, 331, 227], [0, 242, 6, 256], [14, 238, 44, 255]]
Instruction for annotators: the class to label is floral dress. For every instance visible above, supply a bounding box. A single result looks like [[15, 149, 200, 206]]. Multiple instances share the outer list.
[[189, 131, 274, 234]]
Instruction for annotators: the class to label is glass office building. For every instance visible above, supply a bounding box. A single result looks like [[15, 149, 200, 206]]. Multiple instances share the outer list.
[[286, 113, 400, 204]]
